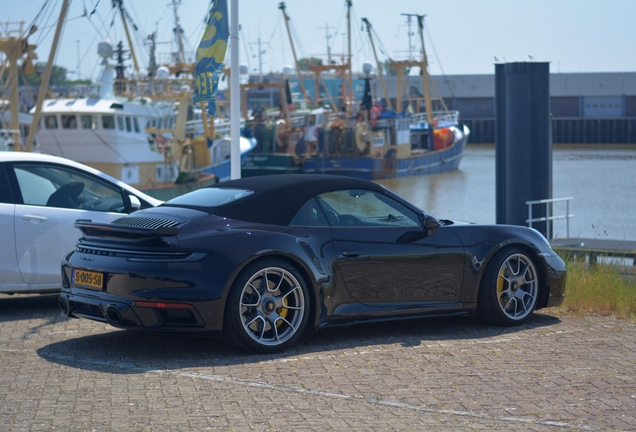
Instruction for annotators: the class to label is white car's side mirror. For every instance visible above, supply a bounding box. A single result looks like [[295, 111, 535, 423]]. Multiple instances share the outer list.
[[129, 195, 141, 213]]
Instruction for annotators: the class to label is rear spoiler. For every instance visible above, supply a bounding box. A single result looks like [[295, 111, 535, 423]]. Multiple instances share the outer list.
[[75, 219, 181, 240]]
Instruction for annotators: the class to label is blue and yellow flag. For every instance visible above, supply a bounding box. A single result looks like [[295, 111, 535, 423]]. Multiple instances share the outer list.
[[193, 0, 229, 116]]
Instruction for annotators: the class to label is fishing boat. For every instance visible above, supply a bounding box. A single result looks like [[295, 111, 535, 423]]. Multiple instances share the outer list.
[[31, 1, 255, 197], [0, 21, 38, 152], [303, 13, 469, 179], [303, 110, 469, 180], [185, 115, 256, 183], [240, 2, 339, 178], [241, 5, 469, 180], [0, 103, 35, 151]]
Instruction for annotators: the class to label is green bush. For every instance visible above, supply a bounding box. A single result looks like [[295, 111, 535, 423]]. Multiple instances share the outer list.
[[560, 256, 636, 318]]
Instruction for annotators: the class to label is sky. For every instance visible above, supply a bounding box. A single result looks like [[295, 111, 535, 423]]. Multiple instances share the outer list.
[[4, 0, 636, 82]]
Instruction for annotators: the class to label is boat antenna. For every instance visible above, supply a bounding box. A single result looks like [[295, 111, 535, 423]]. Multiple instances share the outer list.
[[346, 0, 353, 115], [248, 34, 266, 84], [402, 13, 432, 128], [170, 0, 186, 66]]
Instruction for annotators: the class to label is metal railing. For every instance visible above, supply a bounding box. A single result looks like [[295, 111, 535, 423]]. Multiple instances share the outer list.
[[526, 197, 574, 239], [410, 111, 460, 128]]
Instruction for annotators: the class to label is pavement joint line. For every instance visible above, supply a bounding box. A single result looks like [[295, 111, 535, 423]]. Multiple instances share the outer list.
[[1, 347, 35, 354], [35, 350, 601, 431]]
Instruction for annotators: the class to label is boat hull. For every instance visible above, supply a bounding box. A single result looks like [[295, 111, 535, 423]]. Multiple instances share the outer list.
[[241, 153, 303, 177], [202, 150, 255, 182], [303, 130, 468, 180]]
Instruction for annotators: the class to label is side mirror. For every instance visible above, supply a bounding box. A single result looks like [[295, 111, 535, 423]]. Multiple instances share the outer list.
[[423, 213, 440, 237], [396, 213, 440, 244], [128, 195, 141, 213]]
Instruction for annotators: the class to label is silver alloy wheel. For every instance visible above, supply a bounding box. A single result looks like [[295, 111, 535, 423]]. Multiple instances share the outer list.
[[496, 253, 538, 320], [238, 266, 306, 347]]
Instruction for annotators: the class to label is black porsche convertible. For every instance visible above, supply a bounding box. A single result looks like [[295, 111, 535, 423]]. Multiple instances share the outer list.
[[59, 174, 566, 353]]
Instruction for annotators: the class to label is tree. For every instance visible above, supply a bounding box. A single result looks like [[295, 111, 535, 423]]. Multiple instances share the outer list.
[[381, 60, 397, 76], [4, 63, 70, 86], [298, 57, 323, 71]]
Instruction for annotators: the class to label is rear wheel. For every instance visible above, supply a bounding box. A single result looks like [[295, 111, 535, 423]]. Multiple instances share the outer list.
[[223, 259, 309, 353], [477, 248, 539, 326]]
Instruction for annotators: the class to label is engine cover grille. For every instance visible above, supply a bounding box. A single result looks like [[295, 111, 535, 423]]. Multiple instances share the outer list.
[[111, 217, 180, 230]]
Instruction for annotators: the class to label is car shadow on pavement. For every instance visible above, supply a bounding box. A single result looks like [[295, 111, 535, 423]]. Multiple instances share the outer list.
[[36, 312, 561, 373]]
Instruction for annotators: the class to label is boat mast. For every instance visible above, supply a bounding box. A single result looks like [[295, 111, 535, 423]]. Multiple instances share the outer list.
[[25, 0, 70, 152], [146, 32, 157, 93], [403, 13, 433, 128], [361, 18, 392, 110], [113, 0, 140, 74], [278, 2, 309, 103], [0, 22, 37, 150], [170, 0, 188, 69], [346, 0, 353, 115]]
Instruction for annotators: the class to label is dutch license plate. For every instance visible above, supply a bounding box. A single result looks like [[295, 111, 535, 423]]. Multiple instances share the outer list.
[[72, 269, 104, 290]]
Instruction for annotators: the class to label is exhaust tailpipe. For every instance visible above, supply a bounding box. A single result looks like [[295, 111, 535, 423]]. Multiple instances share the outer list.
[[105, 306, 123, 325]]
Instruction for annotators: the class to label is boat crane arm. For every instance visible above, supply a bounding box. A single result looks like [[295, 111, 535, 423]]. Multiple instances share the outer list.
[[26, 0, 70, 152], [362, 18, 392, 111], [278, 2, 310, 104]]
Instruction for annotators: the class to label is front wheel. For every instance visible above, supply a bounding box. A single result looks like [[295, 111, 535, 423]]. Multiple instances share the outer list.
[[223, 259, 310, 353], [477, 248, 539, 326]]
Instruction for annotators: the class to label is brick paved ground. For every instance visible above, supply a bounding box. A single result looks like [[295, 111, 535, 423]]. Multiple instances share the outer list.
[[0, 293, 634, 431]]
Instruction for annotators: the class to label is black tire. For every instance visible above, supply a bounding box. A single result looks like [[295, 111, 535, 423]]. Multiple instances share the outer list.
[[477, 247, 539, 326], [223, 259, 310, 353]]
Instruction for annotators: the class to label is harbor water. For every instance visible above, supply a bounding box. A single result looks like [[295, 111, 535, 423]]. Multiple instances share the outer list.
[[376, 145, 636, 241]]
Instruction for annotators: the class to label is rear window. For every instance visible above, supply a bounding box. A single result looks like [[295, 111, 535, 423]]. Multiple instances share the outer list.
[[163, 187, 253, 208]]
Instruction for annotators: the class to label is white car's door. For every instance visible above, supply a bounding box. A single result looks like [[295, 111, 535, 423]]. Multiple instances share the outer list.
[[0, 202, 24, 290], [14, 205, 124, 288], [9, 162, 133, 291], [0, 164, 24, 291]]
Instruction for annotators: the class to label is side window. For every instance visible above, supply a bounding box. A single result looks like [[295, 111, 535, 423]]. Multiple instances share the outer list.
[[102, 115, 115, 130], [133, 117, 140, 133], [0, 164, 14, 204], [13, 164, 125, 212], [44, 115, 58, 129], [62, 115, 77, 129], [117, 116, 125, 131], [14, 168, 56, 205], [125, 116, 132, 132], [81, 115, 97, 129], [290, 198, 330, 227], [317, 189, 420, 227]]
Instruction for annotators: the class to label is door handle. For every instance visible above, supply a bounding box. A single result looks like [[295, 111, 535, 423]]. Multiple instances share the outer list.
[[341, 249, 366, 258], [22, 214, 48, 222]]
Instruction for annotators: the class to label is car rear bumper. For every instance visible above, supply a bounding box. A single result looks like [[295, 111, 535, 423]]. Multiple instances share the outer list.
[[59, 288, 210, 330]]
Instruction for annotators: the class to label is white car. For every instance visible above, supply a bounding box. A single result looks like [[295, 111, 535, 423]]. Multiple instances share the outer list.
[[0, 152, 162, 294]]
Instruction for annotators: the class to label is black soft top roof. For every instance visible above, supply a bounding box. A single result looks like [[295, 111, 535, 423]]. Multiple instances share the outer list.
[[206, 174, 386, 225]]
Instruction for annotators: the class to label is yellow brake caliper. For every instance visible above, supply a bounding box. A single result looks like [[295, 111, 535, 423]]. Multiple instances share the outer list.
[[276, 297, 289, 327], [497, 267, 506, 298]]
